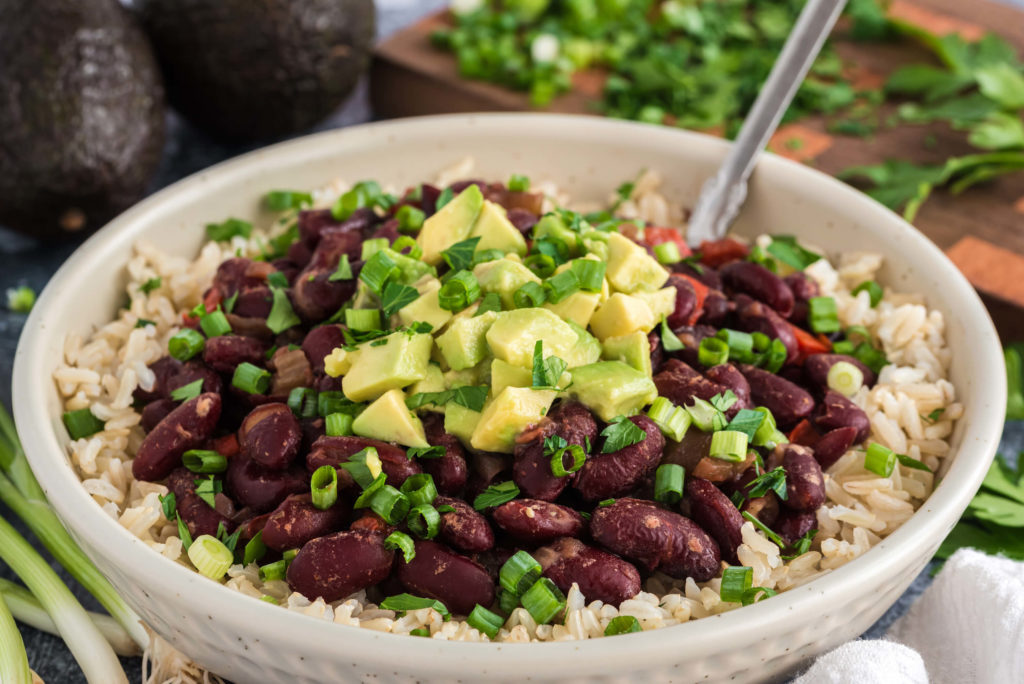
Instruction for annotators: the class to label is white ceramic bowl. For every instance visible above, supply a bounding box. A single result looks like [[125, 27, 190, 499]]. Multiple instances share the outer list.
[[14, 114, 1005, 683]]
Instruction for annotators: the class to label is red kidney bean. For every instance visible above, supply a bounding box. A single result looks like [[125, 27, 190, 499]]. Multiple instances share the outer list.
[[814, 390, 870, 443], [370, 219, 400, 245], [261, 493, 349, 552], [654, 359, 745, 417], [435, 496, 494, 553], [349, 511, 395, 537], [720, 261, 795, 318], [703, 363, 751, 405], [133, 393, 222, 481], [301, 324, 346, 374], [784, 272, 819, 326], [781, 445, 826, 512], [271, 260, 300, 286], [396, 540, 495, 616], [291, 268, 359, 323], [804, 353, 877, 390], [741, 494, 780, 527], [814, 426, 858, 470], [297, 207, 375, 249], [666, 274, 698, 328], [739, 364, 814, 428], [660, 430, 713, 472], [574, 416, 664, 501], [300, 417, 326, 454], [698, 289, 731, 327], [314, 374, 343, 393], [420, 414, 468, 496], [202, 335, 268, 374], [470, 546, 517, 582], [309, 226, 364, 271], [466, 451, 510, 500], [232, 286, 273, 319], [673, 261, 722, 290], [134, 357, 182, 404], [534, 537, 641, 607], [307, 436, 421, 487], [685, 477, 745, 564], [166, 467, 234, 538], [287, 529, 394, 602], [648, 330, 665, 375], [167, 361, 223, 399], [491, 499, 585, 544], [507, 208, 538, 235], [239, 512, 271, 541], [734, 296, 799, 363], [238, 403, 302, 470], [224, 313, 274, 343], [488, 185, 544, 215], [512, 402, 598, 501], [211, 258, 267, 299], [286, 240, 314, 270], [590, 498, 720, 581], [140, 398, 176, 432], [417, 184, 442, 216], [225, 454, 308, 513], [775, 510, 818, 548]]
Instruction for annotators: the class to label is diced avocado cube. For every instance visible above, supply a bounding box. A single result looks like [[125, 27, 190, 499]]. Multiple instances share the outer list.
[[631, 286, 676, 321], [545, 290, 600, 328], [470, 387, 556, 453], [397, 276, 453, 331], [342, 332, 433, 402], [445, 402, 482, 448], [532, 214, 580, 254], [469, 200, 528, 257], [443, 362, 489, 388], [588, 293, 657, 341], [352, 389, 430, 448], [435, 311, 498, 371], [605, 232, 669, 293], [473, 258, 541, 310], [417, 184, 485, 265], [582, 233, 609, 261], [564, 321, 602, 368], [324, 347, 357, 378], [406, 364, 446, 413], [602, 331, 653, 376], [491, 358, 570, 395], [568, 361, 658, 421], [486, 308, 579, 368]]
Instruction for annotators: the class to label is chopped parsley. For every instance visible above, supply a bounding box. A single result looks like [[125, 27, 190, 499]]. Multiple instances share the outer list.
[[600, 416, 646, 454]]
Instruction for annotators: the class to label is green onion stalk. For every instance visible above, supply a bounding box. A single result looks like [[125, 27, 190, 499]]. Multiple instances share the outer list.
[[0, 587, 32, 684], [0, 406, 147, 645]]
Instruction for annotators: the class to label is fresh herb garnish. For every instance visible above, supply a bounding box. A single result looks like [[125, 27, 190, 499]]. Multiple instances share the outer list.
[[710, 390, 738, 413], [600, 416, 645, 454], [206, 218, 252, 242], [139, 277, 162, 294], [194, 476, 223, 509], [726, 409, 767, 441], [329, 254, 354, 282], [543, 435, 568, 457], [169, 378, 204, 402], [659, 317, 684, 352], [135, 319, 156, 329], [441, 237, 482, 273], [475, 292, 502, 316], [381, 282, 420, 319], [406, 386, 489, 413], [407, 445, 446, 460], [265, 190, 313, 211], [473, 481, 520, 511], [158, 492, 176, 520], [764, 236, 822, 271], [435, 187, 455, 211], [531, 340, 568, 390], [744, 466, 788, 501]]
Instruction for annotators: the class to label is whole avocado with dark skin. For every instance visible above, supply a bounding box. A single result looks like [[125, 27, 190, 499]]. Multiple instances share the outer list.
[[0, 0, 166, 239], [136, 0, 376, 142]]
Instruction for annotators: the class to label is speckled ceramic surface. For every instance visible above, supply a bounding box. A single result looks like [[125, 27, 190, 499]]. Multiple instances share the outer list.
[[12, 114, 1005, 683]]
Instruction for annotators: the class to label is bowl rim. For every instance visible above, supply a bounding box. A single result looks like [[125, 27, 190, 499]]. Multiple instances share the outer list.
[[12, 113, 1005, 674]]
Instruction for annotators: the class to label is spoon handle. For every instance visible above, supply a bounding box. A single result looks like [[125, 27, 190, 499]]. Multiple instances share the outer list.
[[686, 0, 848, 247]]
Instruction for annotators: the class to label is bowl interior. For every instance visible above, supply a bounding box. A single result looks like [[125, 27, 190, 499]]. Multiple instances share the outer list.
[[12, 114, 1005, 681]]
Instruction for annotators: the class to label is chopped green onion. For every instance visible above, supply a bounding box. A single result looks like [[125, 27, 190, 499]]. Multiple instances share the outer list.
[[570, 260, 606, 292], [325, 412, 354, 436], [6, 285, 35, 313], [384, 531, 416, 563], [259, 559, 287, 582], [361, 238, 391, 261], [473, 249, 505, 266], [187, 535, 234, 580], [182, 450, 227, 474], [507, 174, 531, 192], [604, 615, 641, 636], [467, 604, 504, 639], [391, 236, 423, 260], [199, 308, 231, 338], [329, 254, 354, 282], [808, 297, 840, 334], [316, 391, 349, 416], [369, 485, 410, 524], [660, 318, 684, 352], [549, 445, 586, 477], [345, 308, 382, 332], [760, 338, 788, 374], [62, 409, 105, 440], [685, 398, 726, 432], [400, 474, 438, 508], [438, 271, 481, 312], [832, 340, 855, 355], [310, 465, 338, 510], [168, 328, 205, 361], [710, 430, 749, 462], [266, 288, 300, 334], [396, 205, 425, 233], [741, 511, 786, 548], [243, 531, 267, 566], [380, 592, 449, 618], [716, 329, 754, 362], [520, 577, 565, 625], [524, 253, 557, 278], [499, 550, 542, 597], [543, 269, 580, 304], [332, 180, 384, 220], [265, 190, 312, 211], [169, 378, 204, 402], [845, 325, 872, 345], [353, 472, 387, 508], [698, 337, 729, 367], [740, 586, 778, 605], [751, 332, 771, 351], [719, 566, 753, 602], [654, 241, 682, 265], [853, 342, 888, 375], [827, 361, 864, 397], [513, 281, 546, 308], [852, 281, 883, 307], [232, 363, 270, 395], [287, 387, 319, 419], [260, 595, 278, 605], [751, 407, 787, 448], [654, 464, 685, 504], [410, 627, 431, 637], [360, 250, 401, 294], [865, 442, 896, 477], [206, 218, 252, 242], [498, 588, 519, 615], [406, 504, 441, 540]]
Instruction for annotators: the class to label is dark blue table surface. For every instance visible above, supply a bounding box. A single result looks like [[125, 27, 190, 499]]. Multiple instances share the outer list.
[[2, 1, 1022, 680]]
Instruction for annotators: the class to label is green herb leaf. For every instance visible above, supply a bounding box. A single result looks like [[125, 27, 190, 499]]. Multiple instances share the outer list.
[[139, 277, 162, 294], [381, 593, 450, 619], [436, 187, 455, 211], [660, 318, 684, 352], [158, 492, 176, 520], [265, 190, 313, 211], [975, 62, 1024, 109], [169, 378, 204, 402], [381, 282, 420, 319], [329, 254, 354, 281], [600, 416, 646, 454], [441, 237, 482, 273], [475, 292, 502, 316], [543, 435, 569, 457], [765, 236, 822, 271], [744, 466, 788, 500], [710, 390, 738, 413], [266, 287, 300, 334], [407, 445, 446, 460], [194, 476, 223, 509], [531, 340, 568, 390], [473, 481, 520, 510], [406, 386, 489, 413], [206, 218, 252, 242]]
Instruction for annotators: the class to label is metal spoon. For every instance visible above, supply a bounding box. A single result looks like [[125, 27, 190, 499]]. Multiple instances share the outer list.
[[686, 0, 848, 247]]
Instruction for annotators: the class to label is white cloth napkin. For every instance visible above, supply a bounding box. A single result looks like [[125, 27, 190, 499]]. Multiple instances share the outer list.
[[794, 549, 1024, 683]]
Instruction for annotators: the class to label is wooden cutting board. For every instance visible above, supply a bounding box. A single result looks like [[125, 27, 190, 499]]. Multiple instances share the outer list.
[[372, 0, 1024, 341]]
